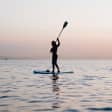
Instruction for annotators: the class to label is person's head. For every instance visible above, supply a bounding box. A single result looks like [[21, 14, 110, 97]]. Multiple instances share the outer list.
[[51, 40, 56, 46]]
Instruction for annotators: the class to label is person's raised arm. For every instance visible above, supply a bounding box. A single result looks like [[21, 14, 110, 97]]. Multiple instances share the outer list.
[[56, 38, 60, 47]]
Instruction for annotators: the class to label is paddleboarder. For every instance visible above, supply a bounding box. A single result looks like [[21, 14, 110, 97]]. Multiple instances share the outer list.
[[50, 38, 60, 73], [49, 21, 68, 73]]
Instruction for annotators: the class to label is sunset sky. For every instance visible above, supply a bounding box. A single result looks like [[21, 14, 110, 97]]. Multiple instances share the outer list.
[[1, 0, 112, 59]]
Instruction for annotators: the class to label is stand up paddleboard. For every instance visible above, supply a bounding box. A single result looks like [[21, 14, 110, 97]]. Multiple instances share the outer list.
[[33, 70, 74, 74]]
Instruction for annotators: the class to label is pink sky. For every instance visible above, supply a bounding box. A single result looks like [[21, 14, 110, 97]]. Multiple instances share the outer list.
[[0, 0, 112, 59]]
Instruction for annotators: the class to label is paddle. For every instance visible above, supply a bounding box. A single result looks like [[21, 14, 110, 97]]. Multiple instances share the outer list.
[[56, 21, 68, 40]]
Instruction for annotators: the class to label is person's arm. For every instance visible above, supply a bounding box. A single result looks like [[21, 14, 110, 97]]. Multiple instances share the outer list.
[[56, 38, 60, 47], [50, 48, 53, 53]]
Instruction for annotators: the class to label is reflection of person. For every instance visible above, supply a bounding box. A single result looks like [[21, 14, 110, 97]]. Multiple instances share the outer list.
[[52, 76, 60, 109], [50, 38, 60, 73]]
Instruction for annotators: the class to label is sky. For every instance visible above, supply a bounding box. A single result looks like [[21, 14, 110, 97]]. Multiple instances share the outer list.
[[0, 0, 112, 59]]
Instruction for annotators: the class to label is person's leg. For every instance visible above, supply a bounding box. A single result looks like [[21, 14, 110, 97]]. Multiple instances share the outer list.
[[52, 63, 55, 73], [52, 55, 55, 73], [56, 64, 60, 72], [55, 55, 60, 72]]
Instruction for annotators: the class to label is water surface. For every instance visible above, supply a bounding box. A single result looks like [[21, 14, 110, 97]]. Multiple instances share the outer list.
[[0, 59, 112, 112]]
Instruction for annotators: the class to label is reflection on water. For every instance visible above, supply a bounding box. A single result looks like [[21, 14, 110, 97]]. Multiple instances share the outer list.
[[52, 74, 60, 109], [0, 59, 112, 112]]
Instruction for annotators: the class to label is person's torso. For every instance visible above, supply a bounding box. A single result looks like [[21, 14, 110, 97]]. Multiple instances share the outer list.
[[52, 45, 58, 55]]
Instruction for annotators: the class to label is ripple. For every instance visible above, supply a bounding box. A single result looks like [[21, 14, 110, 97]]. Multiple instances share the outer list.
[[87, 107, 112, 111], [1, 90, 12, 93], [0, 110, 10, 112], [80, 99, 91, 102], [28, 99, 53, 103], [26, 84, 36, 87], [0, 96, 10, 99], [28, 100, 39, 103], [33, 108, 53, 112], [15, 97, 28, 102], [3, 70, 10, 73], [0, 95, 18, 99], [64, 109, 80, 112], [0, 104, 9, 106]]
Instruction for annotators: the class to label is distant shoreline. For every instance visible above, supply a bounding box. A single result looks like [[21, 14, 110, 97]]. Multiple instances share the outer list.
[[0, 57, 112, 60]]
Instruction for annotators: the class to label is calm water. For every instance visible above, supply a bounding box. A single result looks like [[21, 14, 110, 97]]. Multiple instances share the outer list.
[[0, 59, 112, 112]]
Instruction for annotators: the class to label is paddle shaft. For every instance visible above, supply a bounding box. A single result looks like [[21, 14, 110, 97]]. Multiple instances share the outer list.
[[57, 28, 64, 39]]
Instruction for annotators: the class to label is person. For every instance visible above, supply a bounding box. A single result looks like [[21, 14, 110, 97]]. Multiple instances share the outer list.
[[50, 38, 60, 73]]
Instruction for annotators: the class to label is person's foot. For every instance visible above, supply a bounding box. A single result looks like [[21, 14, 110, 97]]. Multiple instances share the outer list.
[[57, 70, 60, 73], [46, 69, 50, 72]]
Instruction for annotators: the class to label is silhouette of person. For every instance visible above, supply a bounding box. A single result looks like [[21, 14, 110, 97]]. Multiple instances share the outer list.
[[50, 38, 60, 73]]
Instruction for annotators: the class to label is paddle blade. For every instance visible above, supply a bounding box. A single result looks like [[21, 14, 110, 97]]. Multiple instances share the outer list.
[[63, 21, 68, 29]]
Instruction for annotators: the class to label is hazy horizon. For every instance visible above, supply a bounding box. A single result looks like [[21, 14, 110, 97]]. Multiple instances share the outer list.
[[1, 0, 112, 59]]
